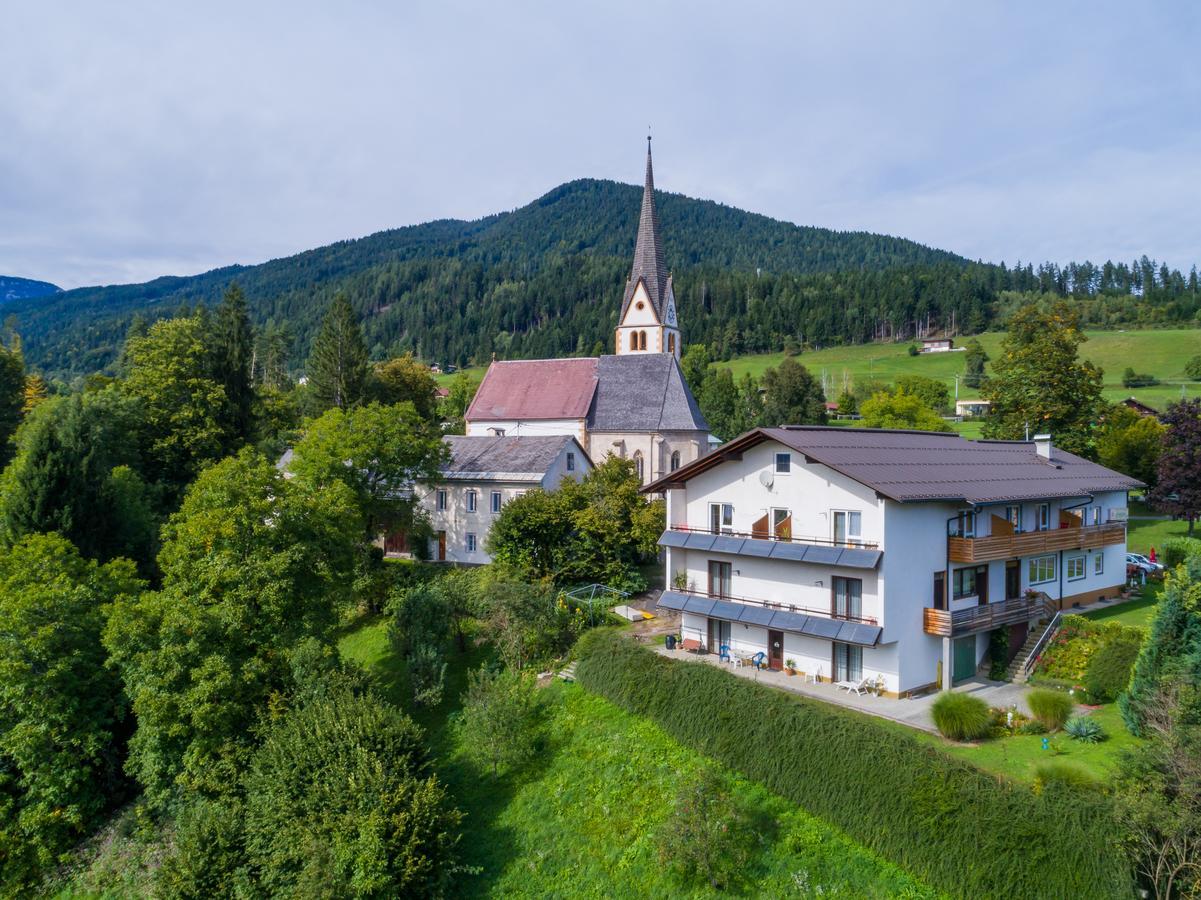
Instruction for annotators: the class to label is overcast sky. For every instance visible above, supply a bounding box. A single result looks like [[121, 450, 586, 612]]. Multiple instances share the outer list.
[[3, 2, 1199, 289]]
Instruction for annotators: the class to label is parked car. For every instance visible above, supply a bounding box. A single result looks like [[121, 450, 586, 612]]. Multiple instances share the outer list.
[[1126, 553, 1163, 575]]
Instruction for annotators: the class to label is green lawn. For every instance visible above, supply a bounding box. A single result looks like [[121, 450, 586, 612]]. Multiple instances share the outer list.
[[919, 703, 1140, 784], [337, 617, 938, 898], [1083, 584, 1163, 629], [1128, 517, 1192, 555]]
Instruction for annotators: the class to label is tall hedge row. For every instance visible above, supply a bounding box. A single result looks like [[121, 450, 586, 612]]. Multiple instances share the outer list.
[[574, 632, 1131, 900]]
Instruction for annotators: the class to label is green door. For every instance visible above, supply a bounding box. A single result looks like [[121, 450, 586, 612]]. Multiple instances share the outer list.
[[953, 637, 976, 682]]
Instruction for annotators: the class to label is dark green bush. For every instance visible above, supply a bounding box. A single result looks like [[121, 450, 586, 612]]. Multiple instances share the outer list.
[[1027, 688, 1074, 731], [574, 632, 1130, 900], [1083, 631, 1142, 703], [931, 692, 992, 741], [1019, 719, 1047, 735], [1161, 537, 1201, 568], [1064, 715, 1106, 744]]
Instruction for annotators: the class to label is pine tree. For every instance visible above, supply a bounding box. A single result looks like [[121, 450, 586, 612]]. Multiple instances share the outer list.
[[0, 333, 25, 468], [212, 283, 255, 442], [307, 294, 369, 411]]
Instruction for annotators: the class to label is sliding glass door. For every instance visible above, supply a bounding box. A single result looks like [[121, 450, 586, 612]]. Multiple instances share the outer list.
[[833, 642, 862, 682], [832, 576, 862, 620]]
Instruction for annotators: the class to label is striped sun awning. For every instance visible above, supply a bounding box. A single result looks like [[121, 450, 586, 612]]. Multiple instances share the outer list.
[[657, 530, 881, 569], [656, 590, 882, 647]]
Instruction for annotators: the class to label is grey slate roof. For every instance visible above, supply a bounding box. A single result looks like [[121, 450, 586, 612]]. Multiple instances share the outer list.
[[588, 354, 709, 433], [618, 139, 671, 322], [442, 435, 581, 480], [646, 426, 1142, 503]]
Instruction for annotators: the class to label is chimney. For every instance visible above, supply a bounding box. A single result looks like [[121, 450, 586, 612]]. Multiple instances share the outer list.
[[1033, 434, 1052, 460]]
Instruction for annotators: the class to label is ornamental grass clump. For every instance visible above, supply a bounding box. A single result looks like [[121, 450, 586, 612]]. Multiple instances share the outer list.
[[1064, 715, 1106, 744], [931, 692, 992, 741], [1027, 688, 1074, 731]]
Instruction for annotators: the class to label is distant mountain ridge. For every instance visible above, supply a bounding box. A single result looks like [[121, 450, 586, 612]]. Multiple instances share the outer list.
[[0, 276, 61, 302], [0, 179, 968, 377]]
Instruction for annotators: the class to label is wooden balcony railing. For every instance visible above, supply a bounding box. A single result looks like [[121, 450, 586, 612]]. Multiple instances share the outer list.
[[672, 588, 879, 626], [947, 523, 1125, 564], [923, 592, 1055, 638], [668, 524, 879, 551]]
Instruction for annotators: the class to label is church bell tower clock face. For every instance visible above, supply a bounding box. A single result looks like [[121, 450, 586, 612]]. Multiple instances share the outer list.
[[666, 303, 677, 327]]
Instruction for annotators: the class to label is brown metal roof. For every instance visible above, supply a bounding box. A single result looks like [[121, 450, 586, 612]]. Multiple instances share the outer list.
[[465, 357, 599, 421], [645, 426, 1143, 503]]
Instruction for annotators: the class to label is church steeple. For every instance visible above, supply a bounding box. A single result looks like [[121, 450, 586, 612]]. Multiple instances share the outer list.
[[616, 137, 680, 358]]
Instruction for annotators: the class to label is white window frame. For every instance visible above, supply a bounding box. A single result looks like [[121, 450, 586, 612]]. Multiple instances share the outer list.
[[466, 489, 477, 513], [490, 490, 502, 513], [1066, 555, 1085, 581], [832, 510, 863, 546], [466, 532, 477, 553], [1094, 553, 1104, 576], [950, 510, 975, 538], [774, 452, 791, 474], [1036, 503, 1050, 531], [1004, 506, 1022, 531], [1028, 554, 1057, 585], [709, 502, 734, 534], [435, 489, 447, 512]]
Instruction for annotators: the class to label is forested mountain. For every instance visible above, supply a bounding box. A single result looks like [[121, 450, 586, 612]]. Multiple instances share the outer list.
[[3, 178, 1200, 379], [0, 276, 60, 302]]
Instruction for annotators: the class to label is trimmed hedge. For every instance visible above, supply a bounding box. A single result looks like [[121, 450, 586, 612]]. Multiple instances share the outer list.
[[575, 632, 1131, 900]]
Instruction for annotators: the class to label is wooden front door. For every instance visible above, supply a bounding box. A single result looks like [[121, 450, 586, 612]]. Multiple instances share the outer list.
[[933, 571, 946, 610], [1005, 560, 1021, 600], [768, 630, 784, 671], [953, 637, 976, 682], [436, 530, 446, 561], [976, 565, 989, 606]]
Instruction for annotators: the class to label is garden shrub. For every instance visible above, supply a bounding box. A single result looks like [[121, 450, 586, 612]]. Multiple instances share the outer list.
[[1064, 715, 1106, 744], [1033, 762, 1102, 794], [1034, 615, 1143, 690], [575, 631, 1131, 900], [1027, 688, 1074, 731], [987, 627, 1009, 680], [1083, 631, 1142, 703], [931, 692, 991, 741], [1161, 537, 1201, 568]]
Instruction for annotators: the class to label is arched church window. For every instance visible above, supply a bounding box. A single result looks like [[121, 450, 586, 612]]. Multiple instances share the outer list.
[[633, 451, 644, 481], [670, 450, 681, 471], [667, 333, 675, 354], [629, 332, 638, 352], [638, 331, 648, 350]]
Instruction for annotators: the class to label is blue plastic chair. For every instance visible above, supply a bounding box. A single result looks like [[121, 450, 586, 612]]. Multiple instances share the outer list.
[[719, 643, 731, 662], [751, 651, 766, 670]]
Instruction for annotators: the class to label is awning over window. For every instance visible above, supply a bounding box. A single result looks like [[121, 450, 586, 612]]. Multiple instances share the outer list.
[[656, 590, 882, 647], [657, 530, 881, 570]]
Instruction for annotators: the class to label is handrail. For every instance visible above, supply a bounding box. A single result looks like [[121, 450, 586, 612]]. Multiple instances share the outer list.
[[1022, 606, 1062, 679], [670, 587, 879, 626], [668, 524, 879, 551]]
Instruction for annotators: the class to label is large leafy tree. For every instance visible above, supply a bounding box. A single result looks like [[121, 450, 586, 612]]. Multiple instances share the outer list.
[[981, 302, 1104, 456], [307, 293, 369, 411], [963, 338, 989, 388], [895, 374, 951, 413], [369, 353, 439, 422], [0, 390, 158, 568], [104, 450, 361, 808], [211, 282, 255, 443], [700, 368, 760, 441], [289, 401, 446, 543], [0, 534, 143, 892], [1097, 405, 1165, 487], [758, 357, 826, 427], [857, 390, 946, 431], [120, 315, 231, 497], [1150, 399, 1201, 535]]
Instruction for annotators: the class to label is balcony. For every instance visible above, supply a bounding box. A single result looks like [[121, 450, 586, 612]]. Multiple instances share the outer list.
[[947, 523, 1125, 564], [659, 525, 882, 570], [657, 588, 882, 647], [923, 592, 1055, 638]]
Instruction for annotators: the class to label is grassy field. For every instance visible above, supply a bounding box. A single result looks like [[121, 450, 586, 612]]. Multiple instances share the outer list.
[[1083, 583, 1163, 629], [338, 618, 938, 898], [436, 328, 1201, 415], [1128, 517, 1193, 554]]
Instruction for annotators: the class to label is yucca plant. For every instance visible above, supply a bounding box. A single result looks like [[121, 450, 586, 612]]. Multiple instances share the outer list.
[[931, 692, 991, 741], [1063, 715, 1106, 744], [1027, 688, 1074, 731]]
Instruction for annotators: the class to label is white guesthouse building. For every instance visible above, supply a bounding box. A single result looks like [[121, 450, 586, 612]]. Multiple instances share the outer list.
[[647, 426, 1140, 696]]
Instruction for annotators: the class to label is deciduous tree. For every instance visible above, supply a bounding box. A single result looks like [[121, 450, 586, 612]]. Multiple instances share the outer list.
[[1097, 406, 1165, 487], [963, 338, 989, 388], [455, 667, 541, 776], [858, 390, 946, 431], [370, 353, 439, 421], [1150, 399, 1201, 535], [759, 357, 826, 427]]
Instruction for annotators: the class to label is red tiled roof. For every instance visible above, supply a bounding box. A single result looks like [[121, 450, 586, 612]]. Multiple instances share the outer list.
[[466, 358, 599, 421]]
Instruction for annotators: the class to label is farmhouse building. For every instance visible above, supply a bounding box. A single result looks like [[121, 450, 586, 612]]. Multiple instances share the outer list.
[[463, 140, 710, 485], [647, 427, 1141, 696]]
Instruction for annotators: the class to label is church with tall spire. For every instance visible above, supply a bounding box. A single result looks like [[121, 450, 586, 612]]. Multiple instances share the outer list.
[[461, 140, 710, 487], [615, 137, 681, 359]]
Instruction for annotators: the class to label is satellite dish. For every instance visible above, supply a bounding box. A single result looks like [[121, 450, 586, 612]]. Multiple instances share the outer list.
[[759, 470, 774, 489]]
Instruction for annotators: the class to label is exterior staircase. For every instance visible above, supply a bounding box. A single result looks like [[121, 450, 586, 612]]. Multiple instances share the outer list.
[[558, 662, 578, 682], [1006, 628, 1049, 683]]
